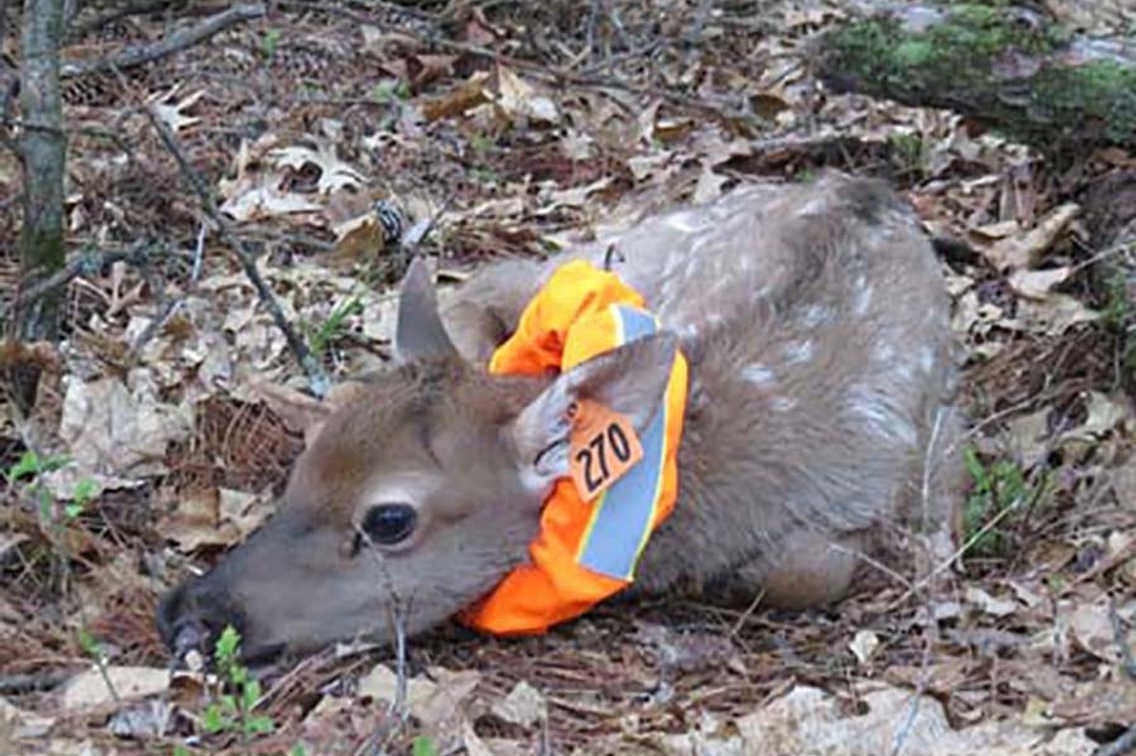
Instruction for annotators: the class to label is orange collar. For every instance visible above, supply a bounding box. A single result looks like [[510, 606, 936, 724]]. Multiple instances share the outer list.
[[458, 260, 688, 635]]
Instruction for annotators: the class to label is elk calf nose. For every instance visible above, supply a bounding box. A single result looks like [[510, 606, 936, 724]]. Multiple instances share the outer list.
[[157, 578, 245, 659]]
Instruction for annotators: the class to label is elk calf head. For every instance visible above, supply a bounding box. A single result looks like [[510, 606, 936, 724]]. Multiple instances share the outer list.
[[157, 260, 676, 660]]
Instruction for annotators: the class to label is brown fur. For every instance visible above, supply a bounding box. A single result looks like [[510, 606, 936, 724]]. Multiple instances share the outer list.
[[158, 172, 961, 659]]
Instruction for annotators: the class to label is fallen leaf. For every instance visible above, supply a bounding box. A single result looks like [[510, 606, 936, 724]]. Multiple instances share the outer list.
[[494, 65, 559, 124], [357, 665, 480, 730], [59, 370, 193, 480], [848, 630, 880, 664], [1, 696, 55, 740], [269, 139, 366, 195], [982, 203, 1080, 270], [61, 667, 170, 710], [1007, 267, 1071, 299], [1069, 594, 1132, 664], [965, 586, 1018, 617], [491, 680, 546, 728]]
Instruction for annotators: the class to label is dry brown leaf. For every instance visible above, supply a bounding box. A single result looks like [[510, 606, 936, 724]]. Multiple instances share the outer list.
[[159, 487, 237, 551], [59, 370, 193, 480], [734, 684, 1095, 756], [965, 586, 1018, 617], [147, 86, 205, 133], [422, 71, 491, 122], [60, 667, 170, 711], [1007, 267, 1072, 299], [1069, 594, 1134, 664], [1, 696, 55, 741], [356, 665, 480, 731], [220, 178, 325, 223], [981, 203, 1080, 270], [490, 680, 546, 728], [270, 140, 365, 196], [494, 65, 559, 124]]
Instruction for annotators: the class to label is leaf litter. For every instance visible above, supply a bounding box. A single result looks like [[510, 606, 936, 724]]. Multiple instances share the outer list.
[[1, 0, 1135, 754]]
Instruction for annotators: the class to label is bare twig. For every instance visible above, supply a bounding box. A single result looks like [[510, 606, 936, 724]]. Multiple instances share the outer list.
[[1, 243, 153, 324], [139, 101, 329, 397], [69, 0, 175, 39], [351, 526, 416, 756], [889, 406, 949, 756], [61, 3, 266, 78]]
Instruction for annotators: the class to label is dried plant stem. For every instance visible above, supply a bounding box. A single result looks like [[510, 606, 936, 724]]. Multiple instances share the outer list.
[[62, 3, 266, 77]]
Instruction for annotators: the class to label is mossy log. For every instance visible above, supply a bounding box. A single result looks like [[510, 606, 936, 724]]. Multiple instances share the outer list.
[[815, 4, 1136, 155]]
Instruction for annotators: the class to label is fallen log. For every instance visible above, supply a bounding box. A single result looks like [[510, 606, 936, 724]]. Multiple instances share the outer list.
[[815, 4, 1136, 155]]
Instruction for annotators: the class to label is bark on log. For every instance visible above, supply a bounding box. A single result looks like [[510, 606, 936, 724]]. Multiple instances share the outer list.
[[815, 4, 1136, 156]]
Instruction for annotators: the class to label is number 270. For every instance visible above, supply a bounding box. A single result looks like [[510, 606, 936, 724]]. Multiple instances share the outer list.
[[576, 422, 632, 493]]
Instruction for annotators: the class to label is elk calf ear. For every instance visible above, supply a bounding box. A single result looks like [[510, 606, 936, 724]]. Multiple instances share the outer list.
[[509, 332, 677, 491], [395, 257, 459, 362]]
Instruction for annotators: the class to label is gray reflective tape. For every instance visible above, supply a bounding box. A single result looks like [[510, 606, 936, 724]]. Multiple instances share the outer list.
[[578, 305, 668, 580]]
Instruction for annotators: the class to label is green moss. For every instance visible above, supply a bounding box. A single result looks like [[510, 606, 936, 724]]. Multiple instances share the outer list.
[[822, 4, 1135, 152], [894, 40, 933, 66]]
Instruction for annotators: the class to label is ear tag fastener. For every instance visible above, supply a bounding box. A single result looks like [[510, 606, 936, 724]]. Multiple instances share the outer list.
[[567, 399, 644, 502]]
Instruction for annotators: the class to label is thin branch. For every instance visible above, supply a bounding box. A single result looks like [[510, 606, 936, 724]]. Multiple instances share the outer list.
[[139, 101, 329, 397], [61, 3, 266, 78], [69, 0, 176, 40], [1, 243, 152, 323]]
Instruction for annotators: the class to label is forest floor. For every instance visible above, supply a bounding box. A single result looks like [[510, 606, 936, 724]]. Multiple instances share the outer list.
[[1, 1, 1135, 755]]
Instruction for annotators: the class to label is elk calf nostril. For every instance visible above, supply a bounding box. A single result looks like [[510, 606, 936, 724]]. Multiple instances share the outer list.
[[156, 579, 246, 658]]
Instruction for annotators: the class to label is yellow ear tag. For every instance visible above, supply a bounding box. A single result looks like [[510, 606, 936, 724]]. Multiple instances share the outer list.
[[567, 399, 644, 502]]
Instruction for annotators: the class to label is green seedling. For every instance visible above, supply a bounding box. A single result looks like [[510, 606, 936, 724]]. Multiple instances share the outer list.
[[413, 736, 438, 756], [962, 446, 1032, 557], [261, 29, 282, 61], [203, 625, 275, 738], [373, 79, 411, 104], [310, 294, 365, 356]]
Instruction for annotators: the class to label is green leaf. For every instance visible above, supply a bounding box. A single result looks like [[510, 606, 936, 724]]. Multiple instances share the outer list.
[[203, 704, 226, 733], [64, 501, 84, 519], [77, 628, 102, 658], [244, 714, 276, 735], [963, 447, 987, 488], [39, 454, 70, 473], [243, 678, 261, 709], [215, 625, 241, 662], [413, 736, 438, 756], [289, 744, 309, 756], [73, 478, 97, 505], [7, 450, 40, 482], [173, 745, 193, 756]]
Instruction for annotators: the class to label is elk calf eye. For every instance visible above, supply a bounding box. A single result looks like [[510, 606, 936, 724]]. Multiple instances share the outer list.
[[360, 503, 417, 546]]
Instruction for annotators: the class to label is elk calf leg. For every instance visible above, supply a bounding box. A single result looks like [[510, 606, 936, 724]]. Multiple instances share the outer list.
[[743, 530, 866, 610]]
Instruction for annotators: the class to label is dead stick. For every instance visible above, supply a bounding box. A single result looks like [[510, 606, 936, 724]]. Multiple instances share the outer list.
[[0, 243, 152, 323], [70, 0, 177, 39], [61, 3, 266, 78], [141, 104, 330, 398]]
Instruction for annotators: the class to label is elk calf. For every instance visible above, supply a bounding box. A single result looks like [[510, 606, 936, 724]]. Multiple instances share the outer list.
[[158, 172, 960, 660]]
